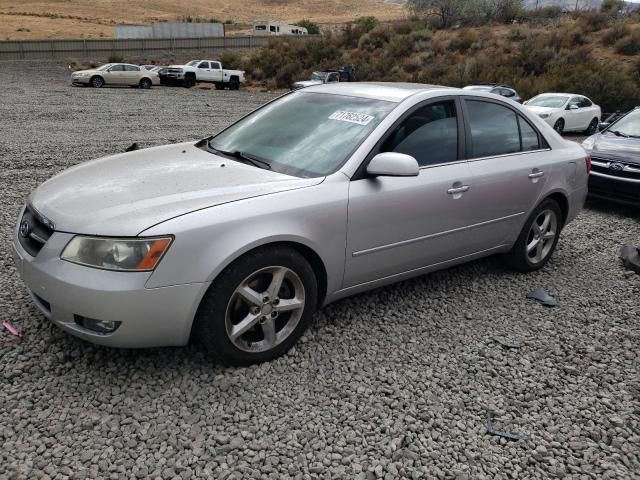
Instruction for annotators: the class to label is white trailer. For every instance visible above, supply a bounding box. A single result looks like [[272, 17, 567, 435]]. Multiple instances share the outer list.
[[253, 21, 308, 36]]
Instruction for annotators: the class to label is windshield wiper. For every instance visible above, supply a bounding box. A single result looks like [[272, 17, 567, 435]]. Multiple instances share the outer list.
[[208, 144, 271, 170], [611, 130, 629, 138]]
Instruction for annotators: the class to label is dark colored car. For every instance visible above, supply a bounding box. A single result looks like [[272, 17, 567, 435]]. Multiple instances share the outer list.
[[463, 84, 523, 103], [582, 107, 640, 206]]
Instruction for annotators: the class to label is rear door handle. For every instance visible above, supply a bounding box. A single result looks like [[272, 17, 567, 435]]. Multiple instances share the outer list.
[[447, 185, 470, 195]]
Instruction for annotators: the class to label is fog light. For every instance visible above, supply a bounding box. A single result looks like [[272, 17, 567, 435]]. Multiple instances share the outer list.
[[74, 315, 121, 334]]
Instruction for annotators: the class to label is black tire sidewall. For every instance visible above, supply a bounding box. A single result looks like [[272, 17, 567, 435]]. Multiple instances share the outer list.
[[91, 76, 103, 88], [140, 78, 151, 89], [554, 119, 564, 134], [193, 247, 318, 365], [506, 199, 563, 272]]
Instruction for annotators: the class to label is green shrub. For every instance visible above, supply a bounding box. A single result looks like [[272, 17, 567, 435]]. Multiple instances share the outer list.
[[354, 16, 379, 33], [295, 19, 320, 35], [602, 23, 630, 46], [107, 54, 125, 63], [577, 11, 610, 32], [615, 31, 640, 55], [449, 30, 478, 52]]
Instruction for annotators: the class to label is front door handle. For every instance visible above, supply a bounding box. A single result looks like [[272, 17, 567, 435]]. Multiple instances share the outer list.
[[447, 185, 470, 195], [528, 170, 545, 179]]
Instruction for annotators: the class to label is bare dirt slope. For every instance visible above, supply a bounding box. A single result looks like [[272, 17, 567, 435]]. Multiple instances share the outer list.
[[0, 0, 406, 40]]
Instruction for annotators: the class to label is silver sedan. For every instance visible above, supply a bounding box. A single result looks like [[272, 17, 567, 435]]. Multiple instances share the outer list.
[[13, 83, 589, 364]]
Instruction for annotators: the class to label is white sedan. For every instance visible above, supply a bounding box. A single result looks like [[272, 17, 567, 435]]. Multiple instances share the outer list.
[[524, 93, 601, 135]]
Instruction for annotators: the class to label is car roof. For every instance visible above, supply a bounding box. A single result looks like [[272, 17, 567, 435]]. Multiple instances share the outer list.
[[534, 93, 580, 97], [303, 82, 457, 103]]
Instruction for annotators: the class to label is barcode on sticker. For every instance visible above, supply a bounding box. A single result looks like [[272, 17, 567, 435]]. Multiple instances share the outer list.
[[328, 111, 374, 126]]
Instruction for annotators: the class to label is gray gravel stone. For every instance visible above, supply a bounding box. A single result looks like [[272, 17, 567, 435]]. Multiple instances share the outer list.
[[0, 61, 639, 480]]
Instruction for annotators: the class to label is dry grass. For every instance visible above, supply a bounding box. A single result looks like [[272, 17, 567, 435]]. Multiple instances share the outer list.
[[0, 0, 406, 39]]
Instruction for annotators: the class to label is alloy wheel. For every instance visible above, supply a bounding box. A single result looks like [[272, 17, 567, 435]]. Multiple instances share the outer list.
[[225, 266, 305, 353], [526, 209, 558, 265]]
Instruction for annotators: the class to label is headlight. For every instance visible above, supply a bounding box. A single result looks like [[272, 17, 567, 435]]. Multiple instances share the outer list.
[[539, 113, 551, 119], [61, 236, 173, 271], [582, 137, 596, 151]]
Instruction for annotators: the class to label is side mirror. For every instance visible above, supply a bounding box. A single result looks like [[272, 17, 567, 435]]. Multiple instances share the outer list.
[[568, 105, 579, 110], [598, 122, 610, 132], [366, 152, 419, 177]]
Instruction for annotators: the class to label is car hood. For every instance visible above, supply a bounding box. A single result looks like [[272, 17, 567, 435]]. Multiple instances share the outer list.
[[72, 69, 98, 75], [590, 133, 640, 165], [525, 106, 559, 115], [29, 142, 323, 236], [292, 80, 323, 88]]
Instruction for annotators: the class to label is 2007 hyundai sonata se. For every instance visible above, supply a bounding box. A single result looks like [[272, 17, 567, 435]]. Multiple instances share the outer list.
[[13, 83, 589, 364]]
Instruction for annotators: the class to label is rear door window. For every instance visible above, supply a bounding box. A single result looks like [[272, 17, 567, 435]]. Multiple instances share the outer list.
[[464, 100, 520, 157], [124, 65, 140, 71], [519, 117, 541, 151]]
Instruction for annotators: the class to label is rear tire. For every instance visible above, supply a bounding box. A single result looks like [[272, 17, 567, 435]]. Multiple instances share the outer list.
[[193, 246, 318, 365], [139, 78, 152, 89], [585, 118, 598, 135], [229, 79, 240, 90], [503, 198, 563, 273], [90, 76, 104, 88], [553, 118, 564, 135]]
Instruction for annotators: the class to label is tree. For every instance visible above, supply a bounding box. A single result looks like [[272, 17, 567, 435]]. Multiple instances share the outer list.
[[407, 0, 466, 28], [493, 0, 524, 23], [600, 0, 624, 14], [295, 19, 320, 35]]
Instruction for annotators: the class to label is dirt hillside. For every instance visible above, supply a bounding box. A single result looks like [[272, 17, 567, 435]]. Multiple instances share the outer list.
[[0, 0, 406, 39]]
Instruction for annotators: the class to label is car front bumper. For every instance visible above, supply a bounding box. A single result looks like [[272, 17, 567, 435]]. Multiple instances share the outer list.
[[71, 77, 90, 85], [589, 172, 640, 206], [12, 229, 207, 348]]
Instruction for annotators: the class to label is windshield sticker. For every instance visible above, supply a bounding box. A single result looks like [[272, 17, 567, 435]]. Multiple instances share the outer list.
[[329, 111, 374, 126]]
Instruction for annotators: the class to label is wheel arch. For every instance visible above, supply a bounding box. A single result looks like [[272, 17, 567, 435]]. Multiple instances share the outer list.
[[541, 191, 569, 227], [211, 240, 328, 308]]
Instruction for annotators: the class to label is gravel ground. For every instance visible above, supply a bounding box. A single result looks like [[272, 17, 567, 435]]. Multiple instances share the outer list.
[[1, 62, 639, 480]]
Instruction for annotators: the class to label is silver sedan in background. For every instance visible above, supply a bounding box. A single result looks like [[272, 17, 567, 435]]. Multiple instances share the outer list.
[[13, 83, 589, 364]]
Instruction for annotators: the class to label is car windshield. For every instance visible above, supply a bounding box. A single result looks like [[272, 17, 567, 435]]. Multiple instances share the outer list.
[[527, 95, 569, 108], [310, 72, 324, 81], [97, 64, 113, 71], [187, 61, 200, 66], [607, 110, 640, 137], [209, 92, 395, 177]]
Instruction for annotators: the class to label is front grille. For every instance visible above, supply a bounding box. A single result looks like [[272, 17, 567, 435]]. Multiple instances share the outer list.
[[589, 174, 640, 205], [591, 157, 640, 181], [167, 68, 183, 74], [17, 205, 54, 257]]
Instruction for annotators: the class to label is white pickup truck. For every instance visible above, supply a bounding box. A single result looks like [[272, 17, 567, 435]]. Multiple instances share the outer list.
[[162, 60, 245, 90]]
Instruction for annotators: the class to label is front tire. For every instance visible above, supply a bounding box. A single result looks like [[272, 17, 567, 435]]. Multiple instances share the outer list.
[[183, 76, 196, 88], [503, 199, 563, 272], [193, 246, 318, 365], [553, 118, 564, 135], [90, 76, 104, 88]]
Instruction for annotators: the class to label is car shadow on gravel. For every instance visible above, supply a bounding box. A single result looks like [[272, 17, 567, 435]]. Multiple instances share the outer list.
[[585, 198, 640, 220]]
